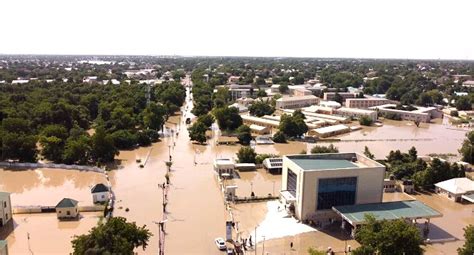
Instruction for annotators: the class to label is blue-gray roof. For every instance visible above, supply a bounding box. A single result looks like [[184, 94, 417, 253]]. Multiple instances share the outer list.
[[56, 198, 78, 208], [291, 159, 357, 170], [333, 200, 442, 225]]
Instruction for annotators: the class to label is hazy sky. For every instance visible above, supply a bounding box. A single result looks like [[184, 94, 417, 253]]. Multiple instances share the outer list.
[[1, 0, 473, 59]]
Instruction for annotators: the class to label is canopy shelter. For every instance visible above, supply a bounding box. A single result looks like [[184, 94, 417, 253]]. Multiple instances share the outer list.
[[462, 193, 474, 203], [333, 200, 442, 227]]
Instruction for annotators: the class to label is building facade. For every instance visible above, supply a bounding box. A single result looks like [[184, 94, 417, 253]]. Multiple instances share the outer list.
[[55, 198, 79, 220], [91, 183, 110, 204], [280, 153, 385, 225], [323, 92, 356, 102], [335, 107, 378, 121], [345, 98, 390, 108], [275, 95, 319, 109], [0, 192, 12, 228]]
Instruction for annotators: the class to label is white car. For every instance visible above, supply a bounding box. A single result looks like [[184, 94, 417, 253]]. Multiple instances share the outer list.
[[215, 237, 226, 250]]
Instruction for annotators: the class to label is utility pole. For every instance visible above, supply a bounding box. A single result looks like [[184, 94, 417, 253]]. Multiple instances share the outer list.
[[254, 225, 258, 255], [262, 236, 265, 255]]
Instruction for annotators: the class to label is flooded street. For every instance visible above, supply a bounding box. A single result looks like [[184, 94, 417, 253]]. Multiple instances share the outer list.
[[0, 85, 471, 254]]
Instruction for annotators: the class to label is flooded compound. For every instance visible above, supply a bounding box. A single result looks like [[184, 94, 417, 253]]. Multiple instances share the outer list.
[[0, 85, 471, 254]]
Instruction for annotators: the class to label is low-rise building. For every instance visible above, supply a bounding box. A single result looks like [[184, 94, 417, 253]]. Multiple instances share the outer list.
[[91, 183, 110, 204], [345, 98, 390, 108], [241, 115, 280, 133], [370, 104, 441, 123], [263, 157, 283, 174], [275, 95, 319, 109], [249, 124, 270, 135], [319, 100, 342, 109], [213, 158, 235, 176], [383, 175, 396, 192], [308, 124, 350, 138], [401, 180, 415, 194], [323, 92, 356, 102], [335, 107, 378, 121], [462, 80, 474, 88], [280, 153, 385, 223], [0, 192, 12, 228], [293, 88, 313, 96], [55, 198, 79, 220], [435, 177, 474, 203]]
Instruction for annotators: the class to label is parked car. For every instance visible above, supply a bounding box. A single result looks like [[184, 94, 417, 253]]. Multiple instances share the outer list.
[[226, 248, 235, 254], [215, 237, 226, 250]]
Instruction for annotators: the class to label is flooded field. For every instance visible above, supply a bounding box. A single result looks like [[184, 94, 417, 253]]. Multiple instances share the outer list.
[[318, 119, 470, 160]]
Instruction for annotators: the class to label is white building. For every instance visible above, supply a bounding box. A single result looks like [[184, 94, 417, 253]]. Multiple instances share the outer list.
[[308, 124, 350, 138], [0, 192, 12, 228], [335, 107, 378, 121], [280, 153, 385, 223], [370, 104, 441, 123], [345, 98, 390, 109], [91, 183, 110, 204], [263, 157, 283, 174], [275, 95, 319, 109], [213, 159, 235, 177], [435, 177, 474, 203]]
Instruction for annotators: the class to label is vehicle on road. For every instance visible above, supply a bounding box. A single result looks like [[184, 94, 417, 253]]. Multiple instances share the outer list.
[[215, 237, 226, 250]]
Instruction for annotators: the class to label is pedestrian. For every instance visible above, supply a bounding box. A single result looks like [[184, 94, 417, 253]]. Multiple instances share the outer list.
[[290, 242, 293, 250]]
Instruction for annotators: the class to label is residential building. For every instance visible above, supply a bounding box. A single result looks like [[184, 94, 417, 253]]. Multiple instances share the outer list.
[[323, 92, 356, 102], [435, 177, 474, 203], [91, 183, 110, 204], [270, 84, 280, 93], [263, 158, 283, 174], [293, 88, 312, 96], [0, 240, 8, 255], [228, 84, 252, 99], [228, 76, 241, 84], [280, 153, 385, 223], [401, 180, 415, 194], [236, 97, 254, 107], [345, 98, 390, 108], [0, 192, 12, 228], [249, 124, 270, 135], [55, 198, 79, 220], [275, 95, 319, 109], [82, 76, 98, 83], [335, 107, 378, 121]]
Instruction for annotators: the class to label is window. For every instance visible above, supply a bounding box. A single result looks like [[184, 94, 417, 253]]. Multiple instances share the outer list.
[[67, 211, 71, 215], [317, 177, 357, 210], [3, 201, 6, 208], [287, 168, 297, 197]]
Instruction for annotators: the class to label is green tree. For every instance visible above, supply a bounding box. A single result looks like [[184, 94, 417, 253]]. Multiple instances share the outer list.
[[91, 126, 119, 163], [363, 146, 374, 159], [188, 121, 207, 144], [455, 96, 472, 111], [359, 115, 373, 126], [142, 103, 166, 131], [197, 114, 214, 128], [278, 114, 308, 138], [354, 214, 424, 255], [272, 131, 287, 143], [256, 89, 267, 97], [460, 131, 474, 164], [236, 146, 257, 163], [213, 107, 242, 131], [71, 217, 152, 255], [248, 100, 274, 117], [310, 144, 339, 154], [458, 225, 474, 255], [39, 124, 69, 162], [236, 125, 252, 145], [63, 136, 91, 165], [279, 84, 289, 93]]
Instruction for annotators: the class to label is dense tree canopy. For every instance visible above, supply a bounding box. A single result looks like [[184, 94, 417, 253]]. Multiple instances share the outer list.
[[278, 113, 308, 138], [458, 225, 474, 255], [71, 217, 152, 255], [236, 146, 257, 163], [460, 131, 474, 164]]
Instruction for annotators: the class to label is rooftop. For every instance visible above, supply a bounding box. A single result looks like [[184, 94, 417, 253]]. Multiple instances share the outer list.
[[56, 198, 78, 208], [91, 183, 109, 193], [333, 200, 442, 225], [292, 158, 357, 170], [435, 177, 474, 195], [276, 95, 318, 102], [312, 124, 350, 134], [285, 153, 384, 171]]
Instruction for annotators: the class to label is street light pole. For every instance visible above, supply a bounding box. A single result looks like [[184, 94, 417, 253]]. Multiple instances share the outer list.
[[254, 226, 257, 255], [262, 236, 265, 255]]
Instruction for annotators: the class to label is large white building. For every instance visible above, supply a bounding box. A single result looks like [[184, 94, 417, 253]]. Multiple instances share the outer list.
[[370, 104, 442, 123], [280, 153, 385, 224], [275, 95, 319, 109], [0, 192, 12, 229], [435, 177, 474, 203]]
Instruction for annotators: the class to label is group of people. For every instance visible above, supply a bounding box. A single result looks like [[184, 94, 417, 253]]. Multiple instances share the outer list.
[[239, 235, 253, 251]]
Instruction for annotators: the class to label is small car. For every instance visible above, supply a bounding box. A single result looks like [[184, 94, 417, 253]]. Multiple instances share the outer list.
[[215, 237, 226, 250], [226, 248, 235, 254]]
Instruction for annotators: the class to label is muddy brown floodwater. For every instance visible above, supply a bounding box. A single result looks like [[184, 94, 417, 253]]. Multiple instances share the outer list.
[[0, 86, 471, 254]]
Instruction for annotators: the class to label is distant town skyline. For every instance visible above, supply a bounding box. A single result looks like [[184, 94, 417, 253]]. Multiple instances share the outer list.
[[1, 0, 473, 60]]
